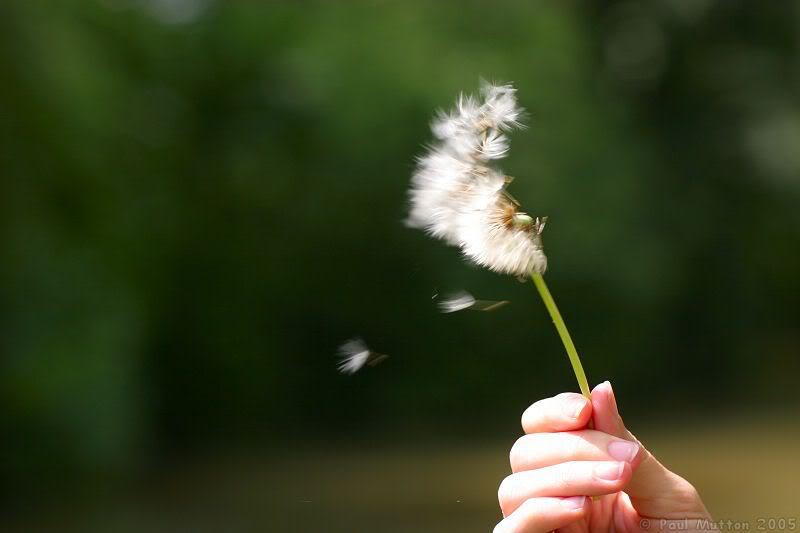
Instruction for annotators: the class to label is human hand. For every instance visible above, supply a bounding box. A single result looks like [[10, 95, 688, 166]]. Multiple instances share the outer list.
[[494, 381, 712, 532]]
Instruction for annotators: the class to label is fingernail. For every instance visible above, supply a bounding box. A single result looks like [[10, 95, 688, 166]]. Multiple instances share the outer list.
[[608, 440, 639, 463], [561, 496, 586, 510], [563, 397, 586, 419], [594, 462, 623, 481]]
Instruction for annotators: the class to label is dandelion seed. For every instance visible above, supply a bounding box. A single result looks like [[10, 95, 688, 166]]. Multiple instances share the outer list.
[[478, 130, 510, 160], [437, 290, 510, 313], [437, 291, 475, 313], [336, 338, 389, 374], [480, 81, 525, 131], [472, 299, 510, 312]]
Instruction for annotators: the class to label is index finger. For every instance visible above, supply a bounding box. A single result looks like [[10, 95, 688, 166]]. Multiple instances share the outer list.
[[521, 393, 592, 433]]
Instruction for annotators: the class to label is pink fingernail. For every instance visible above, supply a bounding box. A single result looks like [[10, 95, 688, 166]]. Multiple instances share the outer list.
[[563, 397, 586, 419], [594, 462, 623, 481], [561, 496, 586, 510], [608, 440, 639, 462]]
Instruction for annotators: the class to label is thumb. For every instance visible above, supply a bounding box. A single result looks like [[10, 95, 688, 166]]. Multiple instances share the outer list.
[[590, 381, 705, 518]]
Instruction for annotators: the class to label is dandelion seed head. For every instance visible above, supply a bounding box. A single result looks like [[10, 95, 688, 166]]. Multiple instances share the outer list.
[[407, 81, 547, 277]]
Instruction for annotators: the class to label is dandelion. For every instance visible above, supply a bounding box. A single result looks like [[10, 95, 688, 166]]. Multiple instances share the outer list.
[[407, 81, 591, 399], [437, 290, 509, 313], [406, 81, 547, 277], [336, 338, 389, 375]]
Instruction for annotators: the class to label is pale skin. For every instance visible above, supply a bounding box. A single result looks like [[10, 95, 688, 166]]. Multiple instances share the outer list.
[[495, 381, 713, 533]]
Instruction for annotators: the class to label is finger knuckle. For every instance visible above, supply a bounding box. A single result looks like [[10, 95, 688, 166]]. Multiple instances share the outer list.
[[556, 462, 583, 490], [561, 431, 584, 457], [672, 477, 702, 503]]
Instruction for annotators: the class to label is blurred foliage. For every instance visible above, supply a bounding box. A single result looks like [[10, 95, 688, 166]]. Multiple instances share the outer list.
[[1, 0, 799, 513]]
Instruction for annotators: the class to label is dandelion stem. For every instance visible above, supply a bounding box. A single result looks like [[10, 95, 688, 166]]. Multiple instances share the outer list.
[[531, 272, 591, 400]]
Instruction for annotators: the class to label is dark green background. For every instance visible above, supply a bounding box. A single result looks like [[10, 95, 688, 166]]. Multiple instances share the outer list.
[[2, 1, 799, 530]]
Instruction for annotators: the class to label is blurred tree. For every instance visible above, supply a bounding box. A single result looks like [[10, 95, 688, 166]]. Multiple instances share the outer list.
[[0, 0, 798, 505]]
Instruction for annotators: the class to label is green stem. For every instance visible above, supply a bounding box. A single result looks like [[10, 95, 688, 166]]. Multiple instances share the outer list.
[[531, 272, 591, 399]]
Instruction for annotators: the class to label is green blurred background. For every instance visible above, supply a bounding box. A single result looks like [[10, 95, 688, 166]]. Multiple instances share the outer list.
[[2, 1, 799, 531]]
